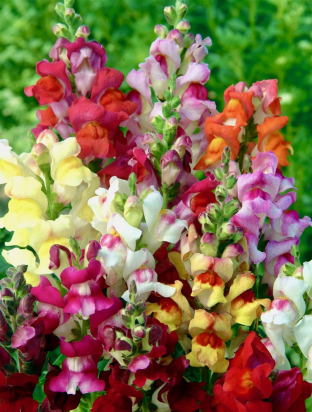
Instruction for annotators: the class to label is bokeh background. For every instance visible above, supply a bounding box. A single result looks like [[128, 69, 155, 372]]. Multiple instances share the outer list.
[[0, 0, 311, 272]]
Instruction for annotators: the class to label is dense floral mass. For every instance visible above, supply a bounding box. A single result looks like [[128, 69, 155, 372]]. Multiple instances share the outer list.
[[0, 0, 311, 410]]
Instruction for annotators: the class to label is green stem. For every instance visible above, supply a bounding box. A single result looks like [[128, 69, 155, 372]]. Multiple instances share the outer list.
[[10, 315, 24, 372], [200, 366, 211, 392], [238, 144, 247, 173], [141, 393, 149, 412], [43, 171, 58, 220], [299, 352, 306, 370], [162, 184, 169, 209], [81, 318, 89, 337]]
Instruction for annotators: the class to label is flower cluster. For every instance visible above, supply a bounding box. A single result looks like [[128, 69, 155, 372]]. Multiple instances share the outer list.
[[0, 0, 311, 411]]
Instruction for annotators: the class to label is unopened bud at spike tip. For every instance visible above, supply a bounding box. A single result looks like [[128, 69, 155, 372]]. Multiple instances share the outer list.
[[164, 6, 177, 26], [221, 146, 231, 164], [176, 2, 188, 20], [55, 2, 65, 18]]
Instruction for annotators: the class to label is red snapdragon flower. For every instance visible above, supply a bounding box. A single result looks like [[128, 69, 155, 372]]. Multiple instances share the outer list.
[[0, 372, 38, 412], [212, 332, 275, 412], [271, 367, 312, 412]]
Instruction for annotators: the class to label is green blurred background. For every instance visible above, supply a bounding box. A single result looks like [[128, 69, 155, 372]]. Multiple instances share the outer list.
[[0, 0, 311, 264]]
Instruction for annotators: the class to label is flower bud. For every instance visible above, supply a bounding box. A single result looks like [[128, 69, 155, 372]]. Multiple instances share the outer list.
[[166, 29, 184, 48], [75, 25, 90, 38], [218, 222, 236, 241], [164, 6, 177, 25], [176, 2, 187, 20], [223, 162, 230, 174], [154, 24, 168, 38], [171, 111, 181, 122], [215, 185, 228, 203], [233, 227, 244, 243], [163, 116, 178, 145], [37, 129, 59, 149], [176, 20, 191, 34], [243, 154, 252, 172], [171, 96, 181, 108], [55, 2, 65, 18], [162, 102, 172, 119], [183, 32, 195, 48], [173, 135, 192, 158], [31, 143, 50, 167], [221, 146, 231, 165], [214, 167, 224, 182], [65, 7, 75, 19], [53, 23, 70, 38], [161, 150, 182, 187], [198, 213, 216, 233], [73, 14, 83, 25], [129, 280, 137, 300], [142, 133, 158, 147], [114, 192, 128, 211], [17, 294, 35, 318], [206, 203, 222, 222], [124, 196, 143, 228], [139, 187, 155, 201], [151, 115, 165, 134], [115, 337, 134, 354], [125, 303, 136, 315], [200, 233, 219, 257], [69, 237, 82, 262], [65, 0, 75, 7], [1, 288, 14, 299], [132, 325, 146, 339], [13, 272, 25, 291], [226, 175, 237, 190], [0, 278, 11, 289], [198, 212, 208, 225], [223, 200, 240, 219], [164, 90, 173, 101]]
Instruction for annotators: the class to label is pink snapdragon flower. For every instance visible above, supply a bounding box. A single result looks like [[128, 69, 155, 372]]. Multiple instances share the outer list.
[[64, 37, 107, 96], [61, 260, 113, 318], [49, 336, 105, 394]]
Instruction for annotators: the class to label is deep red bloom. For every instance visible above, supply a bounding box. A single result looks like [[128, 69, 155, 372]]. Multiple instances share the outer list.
[[91, 391, 133, 412], [92, 364, 143, 412], [43, 365, 81, 412], [272, 367, 312, 412], [0, 372, 38, 412], [167, 380, 206, 412]]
